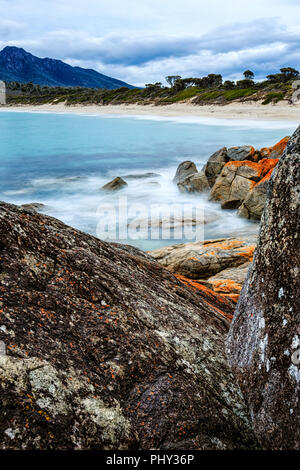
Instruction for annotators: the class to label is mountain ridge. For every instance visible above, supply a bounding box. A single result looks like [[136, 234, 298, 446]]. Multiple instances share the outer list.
[[0, 46, 134, 89]]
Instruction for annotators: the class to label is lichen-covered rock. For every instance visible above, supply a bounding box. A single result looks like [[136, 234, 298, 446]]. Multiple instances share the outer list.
[[0, 202, 258, 450], [226, 126, 300, 450], [237, 170, 272, 220], [151, 236, 256, 281], [173, 161, 197, 184], [204, 262, 251, 303], [260, 136, 290, 159], [101, 177, 128, 191], [177, 171, 210, 193], [210, 159, 278, 212]]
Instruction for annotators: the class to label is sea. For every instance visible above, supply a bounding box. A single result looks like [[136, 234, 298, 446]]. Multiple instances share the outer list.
[[0, 110, 296, 251]]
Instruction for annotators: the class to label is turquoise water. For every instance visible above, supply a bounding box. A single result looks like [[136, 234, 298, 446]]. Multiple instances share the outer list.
[[0, 111, 296, 250]]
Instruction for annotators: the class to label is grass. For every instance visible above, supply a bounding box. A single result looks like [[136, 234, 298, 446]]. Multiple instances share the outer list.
[[160, 87, 204, 103], [224, 88, 257, 100], [262, 92, 285, 105]]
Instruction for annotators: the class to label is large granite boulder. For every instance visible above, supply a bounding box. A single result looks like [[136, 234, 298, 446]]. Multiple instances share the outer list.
[[173, 161, 197, 184], [0, 202, 258, 450], [210, 159, 278, 210], [203, 147, 229, 187], [237, 169, 272, 220], [226, 126, 300, 449]]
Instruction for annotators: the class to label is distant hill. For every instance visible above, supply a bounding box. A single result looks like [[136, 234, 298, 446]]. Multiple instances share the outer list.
[[0, 46, 134, 89]]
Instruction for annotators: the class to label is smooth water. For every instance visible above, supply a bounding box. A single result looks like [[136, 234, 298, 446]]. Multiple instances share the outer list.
[[0, 111, 296, 250]]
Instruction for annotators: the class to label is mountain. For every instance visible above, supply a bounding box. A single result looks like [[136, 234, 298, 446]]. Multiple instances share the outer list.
[[0, 46, 134, 89]]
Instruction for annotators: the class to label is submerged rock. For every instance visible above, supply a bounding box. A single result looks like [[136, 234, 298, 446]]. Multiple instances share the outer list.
[[122, 172, 160, 180], [0, 202, 258, 450], [226, 126, 300, 449], [20, 203, 46, 212], [101, 177, 128, 191], [173, 161, 198, 184]]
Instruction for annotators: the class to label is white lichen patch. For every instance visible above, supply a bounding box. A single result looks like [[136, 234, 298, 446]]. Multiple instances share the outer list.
[[278, 288, 284, 299], [288, 364, 300, 383], [259, 334, 268, 365], [81, 397, 132, 446], [291, 335, 300, 349]]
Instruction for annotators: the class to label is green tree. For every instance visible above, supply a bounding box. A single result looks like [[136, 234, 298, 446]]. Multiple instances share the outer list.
[[165, 75, 181, 87], [243, 70, 254, 80]]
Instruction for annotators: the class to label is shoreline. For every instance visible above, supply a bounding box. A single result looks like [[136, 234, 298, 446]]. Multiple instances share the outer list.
[[1, 101, 300, 123]]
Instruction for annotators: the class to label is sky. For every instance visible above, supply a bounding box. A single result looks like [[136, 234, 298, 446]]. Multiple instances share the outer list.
[[0, 0, 299, 86]]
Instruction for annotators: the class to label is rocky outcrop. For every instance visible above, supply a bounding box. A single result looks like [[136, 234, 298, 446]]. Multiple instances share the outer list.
[[174, 138, 289, 220], [0, 202, 258, 450], [210, 159, 278, 211], [101, 177, 128, 191], [226, 126, 300, 450], [151, 236, 256, 280], [173, 161, 197, 184]]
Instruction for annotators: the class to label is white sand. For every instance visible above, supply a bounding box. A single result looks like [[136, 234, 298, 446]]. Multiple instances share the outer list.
[[1, 100, 300, 122]]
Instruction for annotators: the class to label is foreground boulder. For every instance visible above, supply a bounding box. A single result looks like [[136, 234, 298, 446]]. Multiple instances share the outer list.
[[101, 177, 128, 191], [226, 126, 300, 449], [0, 202, 257, 450]]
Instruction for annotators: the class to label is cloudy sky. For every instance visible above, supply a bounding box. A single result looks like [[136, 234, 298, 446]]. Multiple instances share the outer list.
[[0, 0, 299, 86]]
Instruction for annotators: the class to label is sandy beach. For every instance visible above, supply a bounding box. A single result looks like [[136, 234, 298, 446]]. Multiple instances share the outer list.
[[1, 100, 300, 122]]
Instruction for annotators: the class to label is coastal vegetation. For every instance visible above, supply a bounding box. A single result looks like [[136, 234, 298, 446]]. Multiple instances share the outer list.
[[5, 67, 299, 106]]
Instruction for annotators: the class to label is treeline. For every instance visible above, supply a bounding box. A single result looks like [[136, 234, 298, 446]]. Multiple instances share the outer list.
[[5, 67, 299, 106]]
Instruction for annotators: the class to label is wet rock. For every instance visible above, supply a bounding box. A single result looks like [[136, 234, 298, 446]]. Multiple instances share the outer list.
[[204, 147, 229, 187], [20, 203, 46, 212], [173, 161, 197, 184], [123, 173, 160, 180], [101, 177, 128, 191], [0, 202, 258, 450], [178, 171, 210, 193], [226, 126, 300, 450]]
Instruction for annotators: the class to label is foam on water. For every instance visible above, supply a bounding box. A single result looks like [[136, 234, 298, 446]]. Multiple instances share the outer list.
[[0, 111, 296, 250]]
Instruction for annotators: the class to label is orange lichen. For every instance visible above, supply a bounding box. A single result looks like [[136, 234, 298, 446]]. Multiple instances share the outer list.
[[204, 239, 244, 250], [260, 136, 289, 158], [175, 274, 234, 320]]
